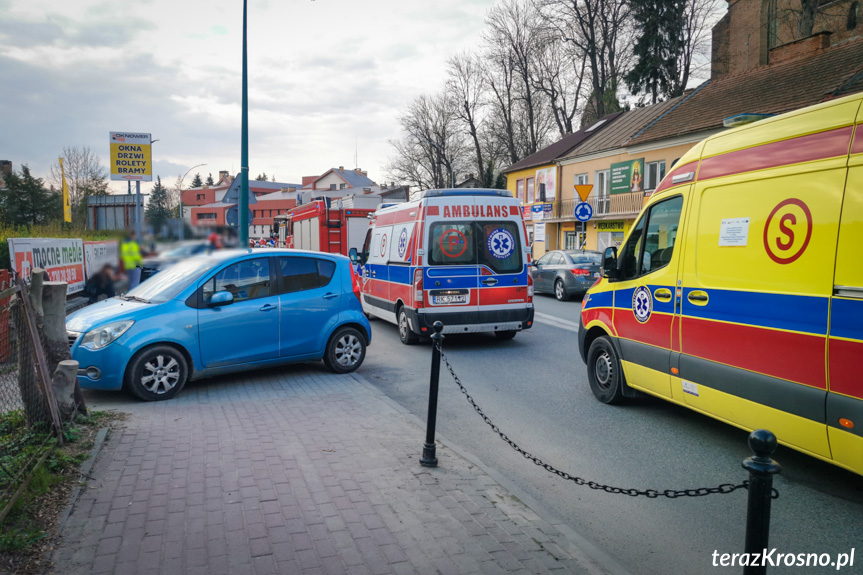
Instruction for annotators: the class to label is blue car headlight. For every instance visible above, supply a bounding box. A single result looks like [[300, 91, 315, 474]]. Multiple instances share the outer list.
[[80, 320, 135, 350]]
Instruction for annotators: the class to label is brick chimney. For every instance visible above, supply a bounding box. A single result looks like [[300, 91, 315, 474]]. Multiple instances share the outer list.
[[0, 160, 11, 176]]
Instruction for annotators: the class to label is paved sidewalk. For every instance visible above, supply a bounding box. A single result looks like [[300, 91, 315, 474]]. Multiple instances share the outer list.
[[51, 364, 618, 574]]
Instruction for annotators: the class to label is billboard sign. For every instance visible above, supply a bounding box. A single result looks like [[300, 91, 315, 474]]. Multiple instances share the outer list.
[[109, 132, 152, 181], [534, 167, 557, 201], [8, 238, 86, 294], [610, 158, 644, 195], [84, 240, 120, 279]]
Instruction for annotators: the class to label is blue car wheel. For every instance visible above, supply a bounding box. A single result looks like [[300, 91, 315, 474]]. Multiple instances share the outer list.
[[125, 345, 189, 401], [323, 327, 366, 374]]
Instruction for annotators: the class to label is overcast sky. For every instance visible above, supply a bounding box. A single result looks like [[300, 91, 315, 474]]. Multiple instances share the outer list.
[[0, 0, 498, 193]]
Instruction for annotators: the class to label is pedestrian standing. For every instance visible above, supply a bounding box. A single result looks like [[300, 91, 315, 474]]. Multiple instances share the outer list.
[[121, 231, 144, 289]]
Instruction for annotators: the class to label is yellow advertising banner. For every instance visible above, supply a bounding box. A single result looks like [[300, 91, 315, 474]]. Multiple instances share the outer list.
[[59, 157, 71, 222], [109, 132, 152, 181]]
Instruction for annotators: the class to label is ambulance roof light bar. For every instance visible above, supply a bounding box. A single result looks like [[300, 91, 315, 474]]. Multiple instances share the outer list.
[[422, 189, 513, 198]]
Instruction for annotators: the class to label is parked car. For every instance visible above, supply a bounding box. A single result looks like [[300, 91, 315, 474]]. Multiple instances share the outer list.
[[139, 241, 210, 282], [530, 250, 603, 301], [67, 249, 371, 401]]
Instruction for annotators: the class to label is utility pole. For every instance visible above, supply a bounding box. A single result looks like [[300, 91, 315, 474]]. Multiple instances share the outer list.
[[239, 0, 250, 247]]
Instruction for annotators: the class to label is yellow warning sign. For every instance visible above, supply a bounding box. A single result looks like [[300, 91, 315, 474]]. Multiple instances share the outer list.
[[575, 184, 593, 202]]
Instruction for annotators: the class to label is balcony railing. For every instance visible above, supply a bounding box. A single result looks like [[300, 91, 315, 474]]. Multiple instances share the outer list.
[[524, 191, 645, 221]]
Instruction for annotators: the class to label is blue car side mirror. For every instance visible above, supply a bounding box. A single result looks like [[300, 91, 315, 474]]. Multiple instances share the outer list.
[[210, 291, 234, 307]]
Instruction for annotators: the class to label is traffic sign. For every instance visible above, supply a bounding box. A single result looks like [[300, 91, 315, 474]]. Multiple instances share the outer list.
[[575, 202, 593, 222], [574, 184, 593, 202]]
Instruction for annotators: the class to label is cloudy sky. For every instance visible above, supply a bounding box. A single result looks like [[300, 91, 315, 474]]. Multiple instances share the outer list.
[[1, 0, 498, 193]]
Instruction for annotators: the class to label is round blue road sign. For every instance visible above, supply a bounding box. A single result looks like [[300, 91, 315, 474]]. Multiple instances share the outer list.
[[575, 202, 593, 222]]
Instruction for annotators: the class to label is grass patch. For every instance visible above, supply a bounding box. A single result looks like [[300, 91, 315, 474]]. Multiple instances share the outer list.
[[1, 410, 117, 574]]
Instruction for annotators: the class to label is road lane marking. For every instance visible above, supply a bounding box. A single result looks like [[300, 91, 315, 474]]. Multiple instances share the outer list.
[[533, 312, 580, 333]]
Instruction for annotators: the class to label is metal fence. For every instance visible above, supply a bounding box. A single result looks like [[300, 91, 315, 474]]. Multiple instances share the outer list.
[[0, 272, 69, 518]]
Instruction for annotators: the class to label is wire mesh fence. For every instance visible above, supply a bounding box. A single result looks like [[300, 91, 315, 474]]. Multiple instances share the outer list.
[[0, 272, 71, 517]]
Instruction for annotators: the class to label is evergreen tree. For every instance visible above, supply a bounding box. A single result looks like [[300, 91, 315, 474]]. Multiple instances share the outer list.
[[255, 173, 267, 181], [624, 0, 687, 104], [146, 176, 172, 235], [190, 173, 203, 188], [0, 165, 61, 227], [205, 173, 215, 186]]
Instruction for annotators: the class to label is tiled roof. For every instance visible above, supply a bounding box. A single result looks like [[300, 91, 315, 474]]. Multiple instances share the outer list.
[[502, 112, 624, 174], [561, 97, 686, 159], [631, 39, 863, 145], [334, 168, 375, 188]]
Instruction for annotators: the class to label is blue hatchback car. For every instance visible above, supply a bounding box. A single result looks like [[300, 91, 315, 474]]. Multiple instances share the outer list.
[[66, 249, 372, 401]]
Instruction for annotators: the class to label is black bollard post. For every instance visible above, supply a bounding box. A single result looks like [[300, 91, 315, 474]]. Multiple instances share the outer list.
[[420, 321, 445, 467], [741, 429, 782, 575]]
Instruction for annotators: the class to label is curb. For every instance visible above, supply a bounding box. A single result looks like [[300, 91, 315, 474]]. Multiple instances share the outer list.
[[349, 371, 634, 575], [54, 426, 109, 535]]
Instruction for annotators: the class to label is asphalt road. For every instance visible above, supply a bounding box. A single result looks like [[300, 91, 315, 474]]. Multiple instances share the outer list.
[[360, 294, 863, 575]]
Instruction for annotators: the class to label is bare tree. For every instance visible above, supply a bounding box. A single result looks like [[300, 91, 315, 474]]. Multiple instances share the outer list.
[[49, 146, 109, 212], [447, 52, 488, 186], [536, 0, 633, 121], [676, 0, 724, 95], [385, 92, 469, 191], [532, 29, 589, 136], [485, 0, 548, 157]]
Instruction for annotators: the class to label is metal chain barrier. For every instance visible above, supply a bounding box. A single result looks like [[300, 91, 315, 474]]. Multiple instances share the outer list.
[[437, 341, 779, 500]]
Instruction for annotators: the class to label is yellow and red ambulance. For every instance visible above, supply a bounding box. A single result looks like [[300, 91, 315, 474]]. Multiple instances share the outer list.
[[579, 92, 863, 475], [354, 189, 534, 344]]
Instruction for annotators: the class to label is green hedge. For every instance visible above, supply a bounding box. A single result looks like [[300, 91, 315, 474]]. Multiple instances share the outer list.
[[0, 224, 122, 271]]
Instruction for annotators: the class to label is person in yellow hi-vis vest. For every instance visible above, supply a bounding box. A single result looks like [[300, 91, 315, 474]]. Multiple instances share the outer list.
[[121, 231, 144, 289]]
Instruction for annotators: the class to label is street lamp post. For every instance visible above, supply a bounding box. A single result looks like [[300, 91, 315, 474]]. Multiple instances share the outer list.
[[177, 163, 207, 241]]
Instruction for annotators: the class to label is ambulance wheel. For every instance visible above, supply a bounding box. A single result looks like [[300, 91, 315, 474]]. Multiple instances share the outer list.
[[494, 330, 517, 340], [587, 336, 625, 405], [554, 279, 569, 301], [398, 307, 419, 345], [323, 327, 366, 374]]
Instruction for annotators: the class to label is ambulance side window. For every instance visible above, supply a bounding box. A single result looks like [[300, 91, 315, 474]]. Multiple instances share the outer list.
[[619, 195, 683, 280]]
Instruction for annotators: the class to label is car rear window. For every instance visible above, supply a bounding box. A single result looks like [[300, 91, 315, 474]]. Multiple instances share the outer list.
[[567, 252, 602, 265], [279, 257, 338, 293]]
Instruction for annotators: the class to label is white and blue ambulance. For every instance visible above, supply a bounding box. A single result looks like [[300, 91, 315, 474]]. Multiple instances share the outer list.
[[351, 189, 535, 344]]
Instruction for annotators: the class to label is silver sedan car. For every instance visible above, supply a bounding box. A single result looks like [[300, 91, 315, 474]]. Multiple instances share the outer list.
[[530, 250, 603, 301]]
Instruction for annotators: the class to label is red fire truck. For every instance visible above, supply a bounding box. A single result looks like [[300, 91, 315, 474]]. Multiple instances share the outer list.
[[274, 195, 385, 256]]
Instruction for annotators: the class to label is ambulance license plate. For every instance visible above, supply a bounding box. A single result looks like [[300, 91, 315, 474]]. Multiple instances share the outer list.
[[433, 294, 467, 305]]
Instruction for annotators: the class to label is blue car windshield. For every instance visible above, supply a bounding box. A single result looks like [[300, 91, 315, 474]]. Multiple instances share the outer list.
[[125, 257, 216, 303]]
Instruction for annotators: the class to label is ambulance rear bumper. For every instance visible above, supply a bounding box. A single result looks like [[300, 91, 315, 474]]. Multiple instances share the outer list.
[[407, 307, 535, 335]]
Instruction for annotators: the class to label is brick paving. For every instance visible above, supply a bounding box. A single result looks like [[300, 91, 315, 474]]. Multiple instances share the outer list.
[[50, 364, 615, 574]]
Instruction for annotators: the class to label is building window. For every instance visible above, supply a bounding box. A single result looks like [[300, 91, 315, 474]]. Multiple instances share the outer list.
[[574, 173, 588, 186], [340, 183, 346, 190], [329, 183, 337, 190], [645, 161, 666, 191], [516, 179, 524, 202], [197, 213, 216, 220], [595, 170, 610, 215], [849, 2, 859, 29], [526, 178, 535, 203]]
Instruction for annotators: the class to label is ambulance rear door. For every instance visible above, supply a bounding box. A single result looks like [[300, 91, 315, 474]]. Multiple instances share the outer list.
[[473, 196, 530, 319], [423, 195, 480, 328], [827, 101, 863, 474]]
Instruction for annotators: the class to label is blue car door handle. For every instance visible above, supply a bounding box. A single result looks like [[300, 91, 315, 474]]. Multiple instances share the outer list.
[[259, 303, 277, 312], [323, 293, 338, 300]]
